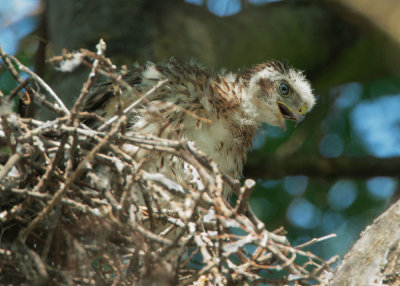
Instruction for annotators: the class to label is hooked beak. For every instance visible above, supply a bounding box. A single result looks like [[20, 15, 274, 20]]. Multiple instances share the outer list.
[[278, 102, 306, 127]]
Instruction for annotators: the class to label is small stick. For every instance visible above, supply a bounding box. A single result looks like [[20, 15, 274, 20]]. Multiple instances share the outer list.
[[0, 44, 22, 83], [72, 39, 107, 114], [0, 152, 23, 182], [235, 179, 256, 214], [295, 233, 337, 249], [9, 55, 70, 115], [98, 79, 168, 131]]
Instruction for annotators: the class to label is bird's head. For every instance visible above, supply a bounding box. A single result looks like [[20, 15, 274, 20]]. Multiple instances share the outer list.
[[240, 61, 315, 129]]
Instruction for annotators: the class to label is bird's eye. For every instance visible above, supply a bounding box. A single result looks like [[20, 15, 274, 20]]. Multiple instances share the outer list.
[[278, 83, 290, 96]]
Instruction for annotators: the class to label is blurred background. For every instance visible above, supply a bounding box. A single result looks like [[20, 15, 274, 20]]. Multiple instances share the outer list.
[[1, 0, 400, 266]]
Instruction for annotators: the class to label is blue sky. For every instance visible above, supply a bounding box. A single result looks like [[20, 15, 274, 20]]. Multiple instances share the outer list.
[[0, 0, 39, 54], [352, 93, 400, 157], [185, 0, 281, 16]]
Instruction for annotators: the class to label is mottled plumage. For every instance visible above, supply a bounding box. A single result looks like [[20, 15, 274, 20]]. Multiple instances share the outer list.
[[84, 59, 315, 195]]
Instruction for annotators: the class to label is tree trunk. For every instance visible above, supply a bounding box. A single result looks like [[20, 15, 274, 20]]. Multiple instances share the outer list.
[[325, 199, 400, 285]]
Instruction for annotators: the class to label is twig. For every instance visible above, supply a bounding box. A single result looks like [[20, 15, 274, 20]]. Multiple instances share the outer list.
[[98, 79, 168, 131], [8, 55, 70, 115], [235, 179, 256, 214], [295, 233, 337, 249], [0, 152, 23, 182], [0, 44, 23, 83], [72, 39, 107, 115]]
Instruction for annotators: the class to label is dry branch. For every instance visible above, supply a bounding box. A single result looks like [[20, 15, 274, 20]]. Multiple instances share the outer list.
[[0, 41, 336, 285]]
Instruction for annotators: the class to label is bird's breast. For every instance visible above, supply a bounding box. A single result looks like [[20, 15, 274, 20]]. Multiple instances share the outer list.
[[182, 115, 246, 178]]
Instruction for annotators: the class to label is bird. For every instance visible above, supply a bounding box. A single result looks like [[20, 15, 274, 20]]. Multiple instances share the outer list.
[[83, 59, 315, 196]]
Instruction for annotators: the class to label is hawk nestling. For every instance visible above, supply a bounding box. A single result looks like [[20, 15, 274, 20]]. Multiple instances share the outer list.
[[84, 60, 315, 195]]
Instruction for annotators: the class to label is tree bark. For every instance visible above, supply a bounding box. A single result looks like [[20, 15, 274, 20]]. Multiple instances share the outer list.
[[325, 198, 400, 285]]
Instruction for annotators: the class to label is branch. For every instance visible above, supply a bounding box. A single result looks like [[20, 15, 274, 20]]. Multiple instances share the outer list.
[[325, 198, 400, 285], [244, 155, 400, 179]]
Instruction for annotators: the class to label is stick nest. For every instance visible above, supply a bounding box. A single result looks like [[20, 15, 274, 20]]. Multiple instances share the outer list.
[[0, 40, 337, 285]]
